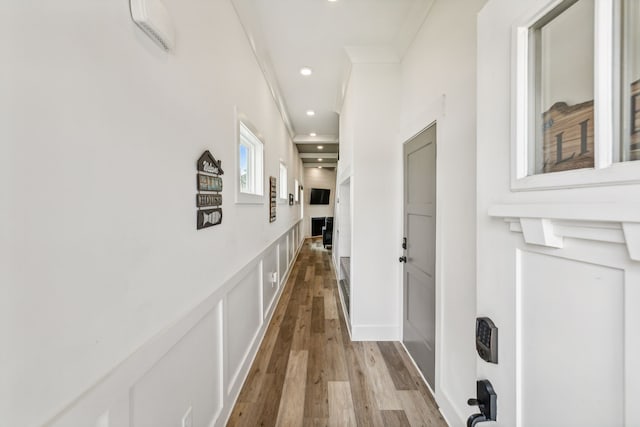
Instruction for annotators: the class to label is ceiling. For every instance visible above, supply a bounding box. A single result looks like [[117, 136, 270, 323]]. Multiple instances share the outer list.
[[230, 0, 434, 168]]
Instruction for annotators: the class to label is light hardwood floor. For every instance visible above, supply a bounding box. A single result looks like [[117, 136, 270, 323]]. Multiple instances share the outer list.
[[227, 239, 447, 427]]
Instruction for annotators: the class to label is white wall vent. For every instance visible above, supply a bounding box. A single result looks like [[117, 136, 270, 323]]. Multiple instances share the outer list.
[[130, 0, 175, 51]]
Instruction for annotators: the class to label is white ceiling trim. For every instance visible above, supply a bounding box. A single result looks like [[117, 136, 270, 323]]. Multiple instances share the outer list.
[[299, 153, 338, 159], [335, 59, 352, 115], [304, 162, 337, 168], [344, 45, 401, 64], [293, 135, 339, 144], [230, 0, 295, 139], [393, 0, 435, 61]]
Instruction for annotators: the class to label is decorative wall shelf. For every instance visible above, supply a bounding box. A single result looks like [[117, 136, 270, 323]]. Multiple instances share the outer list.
[[488, 204, 640, 261]]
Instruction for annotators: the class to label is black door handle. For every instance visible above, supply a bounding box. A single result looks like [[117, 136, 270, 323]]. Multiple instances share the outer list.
[[467, 414, 488, 427], [399, 256, 407, 263], [467, 380, 497, 427]]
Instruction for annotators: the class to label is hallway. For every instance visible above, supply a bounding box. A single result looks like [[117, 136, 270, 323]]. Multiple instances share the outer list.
[[228, 239, 447, 426]]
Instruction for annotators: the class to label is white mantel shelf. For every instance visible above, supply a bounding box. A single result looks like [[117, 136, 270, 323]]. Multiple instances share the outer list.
[[488, 203, 640, 261]]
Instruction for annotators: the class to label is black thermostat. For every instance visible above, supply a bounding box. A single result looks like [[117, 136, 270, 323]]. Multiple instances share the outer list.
[[476, 317, 498, 364]]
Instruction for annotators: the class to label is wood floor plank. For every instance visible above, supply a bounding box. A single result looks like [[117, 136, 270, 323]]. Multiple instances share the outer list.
[[381, 410, 412, 426], [310, 296, 325, 334], [328, 381, 357, 427], [304, 331, 329, 418], [324, 319, 348, 381], [267, 276, 306, 376], [291, 304, 312, 352], [338, 306, 385, 426], [241, 373, 278, 427], [378, 341, 418, 391], [323, 289, 339, 320], [313, 275, 325, 297], [275, 350, 309, 427], [305, 265, 315, 282], [303, 418, 328, 427], [398, 390, 447, 427], [392, 342, 443, 412], [226, 402, 254, 427], [360, 341, 403, 410]]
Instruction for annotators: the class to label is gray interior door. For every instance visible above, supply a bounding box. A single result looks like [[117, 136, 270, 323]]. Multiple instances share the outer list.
[[402, 123, 436, 389]]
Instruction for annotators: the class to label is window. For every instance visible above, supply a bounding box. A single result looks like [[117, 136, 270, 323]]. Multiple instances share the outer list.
[[620, 0, 640, 162], [529, 0, 595, 175], [294, 179, 299, 202], [279, 161, 288, 200], [238, 121, 264, 203], [512, 0, 640, 189]]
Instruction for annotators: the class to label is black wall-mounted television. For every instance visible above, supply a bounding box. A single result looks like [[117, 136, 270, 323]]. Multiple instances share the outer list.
[[310, 188, 330, 205]]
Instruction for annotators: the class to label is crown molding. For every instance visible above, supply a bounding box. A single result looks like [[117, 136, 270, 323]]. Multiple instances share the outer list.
[[230, 0, 295, 139]]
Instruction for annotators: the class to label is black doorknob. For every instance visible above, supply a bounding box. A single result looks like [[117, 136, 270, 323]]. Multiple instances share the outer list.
[[399, 256, 407, 263]]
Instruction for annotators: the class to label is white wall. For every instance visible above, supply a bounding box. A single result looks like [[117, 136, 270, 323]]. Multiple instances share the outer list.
[[337, 0, 486, 424], [302, 167, 337, 237], [339, 63, 402, 340], [0, 1, 303, 426]]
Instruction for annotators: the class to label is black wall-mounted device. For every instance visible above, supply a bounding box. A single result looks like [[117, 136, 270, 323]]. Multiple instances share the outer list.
[[476, 317, 498, 364]]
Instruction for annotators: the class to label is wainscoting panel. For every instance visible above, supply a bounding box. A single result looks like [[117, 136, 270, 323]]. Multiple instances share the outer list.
[[46, 221, 303, 427], [225, 265, 263, 394], [518, 252, 624, 427], [289, 230, 295, 264], [131, 305, 223, 427], [262, 246, 279, 319], [278, 237, 288, 286]]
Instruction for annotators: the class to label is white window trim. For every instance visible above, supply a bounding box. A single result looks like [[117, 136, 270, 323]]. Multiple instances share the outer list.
[[278, 160, 288, 203], [511, 0, 640, 191], [235, 112, 265, 204]]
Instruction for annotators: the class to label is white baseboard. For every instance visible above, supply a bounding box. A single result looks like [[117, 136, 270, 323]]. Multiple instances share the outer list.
[[350, 324, 400, 341], [436, 391, 465, 427]]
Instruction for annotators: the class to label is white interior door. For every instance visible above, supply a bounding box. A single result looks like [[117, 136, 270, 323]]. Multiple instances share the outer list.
[[402, 123, 436, 389]]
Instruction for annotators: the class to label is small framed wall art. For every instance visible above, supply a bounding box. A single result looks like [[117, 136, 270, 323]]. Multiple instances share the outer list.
[[196, 150, 224, 230], [196, 193, 222, 208], [269, 176, 276, 223], [197, 208, 222, 230], [197, 174, 223, 192]]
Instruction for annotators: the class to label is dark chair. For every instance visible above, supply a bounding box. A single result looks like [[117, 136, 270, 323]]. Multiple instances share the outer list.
[[322, 217, 333, 248]]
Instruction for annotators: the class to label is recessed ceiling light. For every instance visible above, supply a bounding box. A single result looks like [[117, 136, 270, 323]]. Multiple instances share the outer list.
[[318, 158, 323, 161], [317, 145, 323, 149], [328, 0, 337, 2], [309, 132, 317, 137], [300, 67, 312, 76], [306, 110, 315, 116], [318, 166, 323, 169]]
